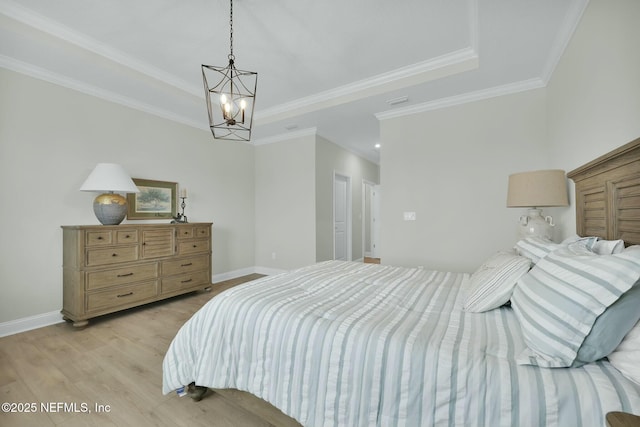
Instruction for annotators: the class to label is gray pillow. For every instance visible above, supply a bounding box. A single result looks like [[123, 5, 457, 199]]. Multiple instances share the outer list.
[[572, 279, 640, 367]]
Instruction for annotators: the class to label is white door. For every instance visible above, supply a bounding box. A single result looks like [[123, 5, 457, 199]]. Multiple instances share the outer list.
[[334, 174, 349, 261], [371, 185, 381, 258]]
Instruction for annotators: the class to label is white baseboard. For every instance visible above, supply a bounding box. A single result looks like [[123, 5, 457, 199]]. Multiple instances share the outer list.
[[212, 266, 258, 283], [0, 310, 64, 338], [0, 266, 290, 338], [254, 266, 288, 276]]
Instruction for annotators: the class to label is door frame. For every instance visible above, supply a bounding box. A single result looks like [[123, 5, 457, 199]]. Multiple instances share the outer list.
[[333, 171, 352, 261], [361, 179, 377, 258]]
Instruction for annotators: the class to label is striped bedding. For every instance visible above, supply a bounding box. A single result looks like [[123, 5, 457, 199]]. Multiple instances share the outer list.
[[162, 260, 640, 426]]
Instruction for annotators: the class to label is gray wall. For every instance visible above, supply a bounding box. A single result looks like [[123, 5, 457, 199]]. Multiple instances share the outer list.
[[379, 89, 549, 272], [547, 0, 640, 237], [254, 136, 317, 270], [0, 68, 255, 323]]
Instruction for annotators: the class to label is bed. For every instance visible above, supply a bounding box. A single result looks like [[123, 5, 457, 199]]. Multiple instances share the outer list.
[[163, 138, 640, 427]]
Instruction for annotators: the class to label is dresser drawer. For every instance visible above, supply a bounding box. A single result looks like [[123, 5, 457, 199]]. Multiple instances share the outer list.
[[176, 226, 210, 239], [86, 263, 159, 291], [176, 226, 194, 239], [178, 239, 209, 256], [86, 230, 113, 246], [162, 255, 209, 276], [86, 246, 139, 266], [116, 229, 138, 244], [195, 226, 210, 238], [161, 271, 210, 294], [86, 281, 158, 312]]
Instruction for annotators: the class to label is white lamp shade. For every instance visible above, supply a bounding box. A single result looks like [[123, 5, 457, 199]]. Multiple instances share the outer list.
[[506, 169, 568, 208], [80, 163, 139, 193]]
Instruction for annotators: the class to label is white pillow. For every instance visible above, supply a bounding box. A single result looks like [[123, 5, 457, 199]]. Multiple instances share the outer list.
[[593, 239, 625, 255], [463, 251, 531, 313], [561, 235, 599, 249], [608, 320, 640, 385]]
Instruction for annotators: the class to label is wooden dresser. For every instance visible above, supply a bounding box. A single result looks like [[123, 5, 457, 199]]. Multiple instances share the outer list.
[[61, 223, 212, 327]]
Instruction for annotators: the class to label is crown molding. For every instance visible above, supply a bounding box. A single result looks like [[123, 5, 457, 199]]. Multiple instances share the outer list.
[[254, 0, 479, 124], [252, 127, 318, 146], [0, 55, 206, 130], [255, 47, 479, 125], [0, 0, 201, 97], [375, 78, 546, 121]]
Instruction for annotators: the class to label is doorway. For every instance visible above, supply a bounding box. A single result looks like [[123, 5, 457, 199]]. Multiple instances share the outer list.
[[363, 181, 380, 261], [334, 173, 352, 261]]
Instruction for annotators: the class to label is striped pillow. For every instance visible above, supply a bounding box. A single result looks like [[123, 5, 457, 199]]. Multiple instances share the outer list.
[[463, 252, 531, 312], [513, 236, 561, 264], [512, 245, 640, 367]]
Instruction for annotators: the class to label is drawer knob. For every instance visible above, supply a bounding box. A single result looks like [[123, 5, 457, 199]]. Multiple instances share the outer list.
[[97, 236, 103, 240], [193, 244, 197, 248], [112, 253, 118, 257], [117, 292, 133, 298]]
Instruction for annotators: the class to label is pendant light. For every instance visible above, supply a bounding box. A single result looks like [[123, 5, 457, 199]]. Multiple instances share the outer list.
[[202, 0, 258, 142]]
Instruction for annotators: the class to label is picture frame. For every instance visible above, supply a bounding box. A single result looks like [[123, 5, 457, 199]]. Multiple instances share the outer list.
[[127, 178, 177, 220]]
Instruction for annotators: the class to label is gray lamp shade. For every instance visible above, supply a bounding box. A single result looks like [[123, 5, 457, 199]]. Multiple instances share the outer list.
[[506, 169, 569, 208]]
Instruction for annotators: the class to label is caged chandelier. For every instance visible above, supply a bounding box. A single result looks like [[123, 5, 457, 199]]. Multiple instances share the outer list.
[[202, 0, 258, 142]]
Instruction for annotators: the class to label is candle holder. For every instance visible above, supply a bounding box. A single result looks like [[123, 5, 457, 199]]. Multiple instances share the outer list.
[[171, 197, 188, 223]]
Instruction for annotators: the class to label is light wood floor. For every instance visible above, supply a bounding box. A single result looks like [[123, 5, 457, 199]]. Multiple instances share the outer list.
[[0, 274, 302, 427]]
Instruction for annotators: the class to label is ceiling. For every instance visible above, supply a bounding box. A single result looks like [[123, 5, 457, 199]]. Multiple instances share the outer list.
[[0, 0, 588, 164]]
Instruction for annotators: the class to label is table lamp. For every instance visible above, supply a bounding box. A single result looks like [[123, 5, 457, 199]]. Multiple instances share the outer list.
[[80, 163, 140, 225], [507, 169, 569, 239]]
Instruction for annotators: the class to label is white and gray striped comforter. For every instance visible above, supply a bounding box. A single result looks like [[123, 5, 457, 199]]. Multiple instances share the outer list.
[[162, 261, 640, 426]]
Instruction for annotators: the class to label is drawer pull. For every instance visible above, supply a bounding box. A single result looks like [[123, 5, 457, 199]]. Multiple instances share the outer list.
[[117, 272, 134, 277], [193, 244, 198, 248], [117, 292, 134, 298], [97, 236, 103, 240], [181, 279, 193, 284], [181, 262, 193, 267], [112, 253, 118, 257]]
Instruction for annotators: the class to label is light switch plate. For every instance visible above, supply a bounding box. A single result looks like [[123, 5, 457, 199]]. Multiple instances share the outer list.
[[403, 212, 416, 221]]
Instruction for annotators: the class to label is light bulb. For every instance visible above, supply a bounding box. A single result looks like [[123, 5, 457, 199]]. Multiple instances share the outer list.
[[220, 94, 227, 105], [240, 99, 247, 110], [224, 103, 231, 113]]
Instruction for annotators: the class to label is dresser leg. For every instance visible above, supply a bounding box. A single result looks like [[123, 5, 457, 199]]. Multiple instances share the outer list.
[[72, 320, 89, 328]]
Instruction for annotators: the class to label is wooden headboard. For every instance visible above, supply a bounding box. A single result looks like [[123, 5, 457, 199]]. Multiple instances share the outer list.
[[567, 137, 640, 246]]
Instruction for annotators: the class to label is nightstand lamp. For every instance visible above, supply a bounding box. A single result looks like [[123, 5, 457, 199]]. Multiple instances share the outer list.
[[507, 169, 569, 240], [80, 163, 140, 225]]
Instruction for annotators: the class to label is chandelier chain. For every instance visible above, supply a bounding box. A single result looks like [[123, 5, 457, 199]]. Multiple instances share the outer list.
[[228, 0, 234, 61]]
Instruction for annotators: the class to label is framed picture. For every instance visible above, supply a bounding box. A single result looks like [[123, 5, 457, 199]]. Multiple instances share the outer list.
[[127, 178, 177, 220]]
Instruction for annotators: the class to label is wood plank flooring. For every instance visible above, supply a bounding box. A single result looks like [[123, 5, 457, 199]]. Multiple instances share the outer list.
[[0, 274, 302, 427]]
